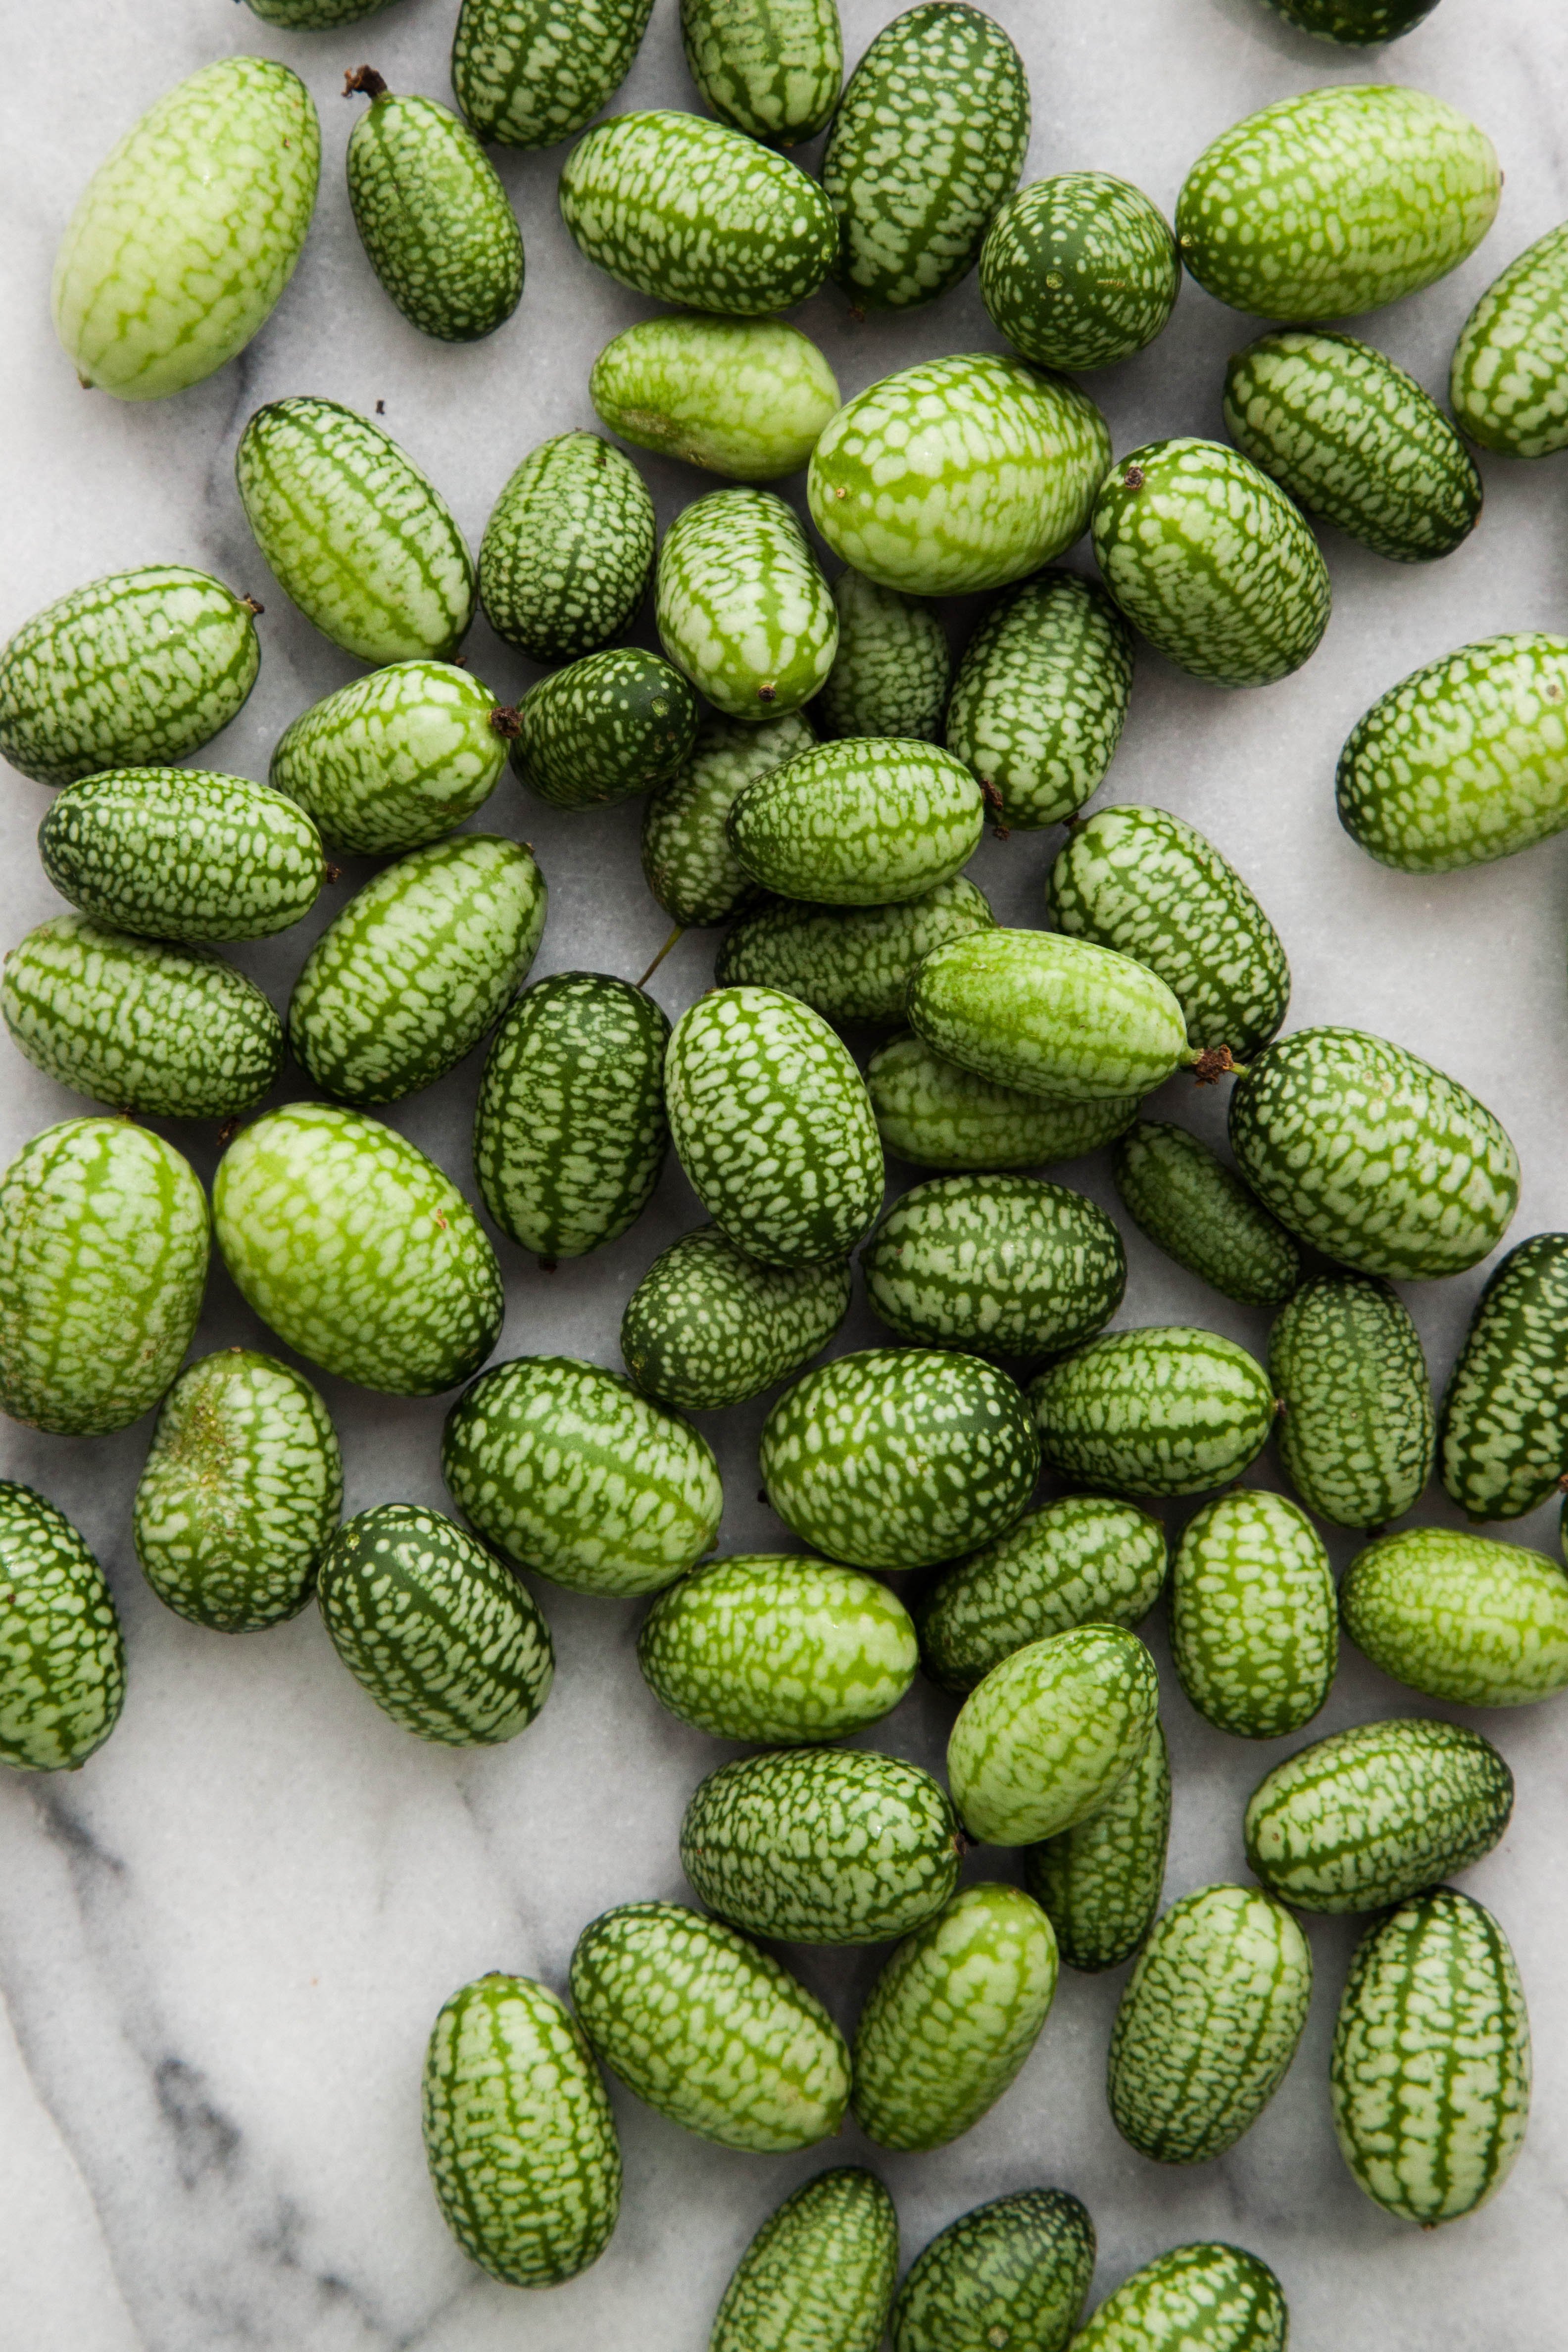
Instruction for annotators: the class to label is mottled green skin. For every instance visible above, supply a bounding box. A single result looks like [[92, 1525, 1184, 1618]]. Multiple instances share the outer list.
[[1342, 1525, 1568, 1707], [1176, 84, 1500, 321], [981, 173, 1178, 372], [867, 1033, 1139, 1173], [51, 58, 319, 401], [237, 398, 475, 664], [1071, 2244, 1286, 2352], [40, 767, 323, 946], [512, 648, 698, 809], [891, 2189, 1095, 2352], [248, 0, 403, 20], [947, 1626, 1158, 1846], [918, 1495, 1167, 1694], [809, 355, 1111, 597], [0, 566, 259, 789], [1025, 1717, 1170, 1973], [851, 1884, 1058, 2150], [1263, 0, 1440, 35], [570, 1900, 850, 2152], [621, 1228, 849, 1411], [730, 739, 981, 905], [348, 88, 523, 342], [422, 1973, 620, 2288], [1245, 1716, 1514, 1915], [592, 315, 837, 481], [1029, 1327, 1275, 1500], [1440, 1233, 1568, 1519], [823, 3, 1029, 312], [474, 974, 670, 1261], [863, 1174, 1126, 1359], [818, 571, 950, 743], [760, 1348, 1038, 1571], [682, 0, 843, 145], [0, 1120, 208, 1438], [718, 878, 992, 1027], [133, 1350, 341, 1632], [1225, 331, 1481, 564], [271, 661, 507, 857], [909, 930, 1190, 1104], [0, 1482, 125, 1772], [1113, 1126, 1299, 1310], [1268, 1274, 1434, 1528], [480, 432, 655, 664], [1171, 1490, 1335, 1741], [1451, 223, 1568, 459], [712, 2168, 896, 2352], [1333, 1888, 1530, 2226], [1230, 1026, 1519, 1279], [214, 1103, 502, 1398], [643, 711, 816, 928], [945, 573, 1132, 832], [637, 1553, 916, 1743], [452, 0, 652, 147], [658, 488, 836, 722], [442, 1355, 722, 1598]]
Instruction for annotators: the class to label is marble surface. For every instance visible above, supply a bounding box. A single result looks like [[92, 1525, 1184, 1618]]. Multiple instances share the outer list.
[[2, 0, 1567, 2344]]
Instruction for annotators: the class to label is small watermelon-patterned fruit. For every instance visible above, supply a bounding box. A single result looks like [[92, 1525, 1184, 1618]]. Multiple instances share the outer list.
[[1439, 1233, 1568, 1520], [642, 710, 816, 929], [270, 660, 510, 856], [917, 1495, 1167, 1694], [40, 767, 324, 945], [866, 1033, 1140, 1172], [891, 2188, 1095, 2352], [479, 431, 655, 663], [657, 487, 836, 721], [246, 0, 403, 20], [728, 738, 982, 904], [717, 879, 993, 1027], [1171, 1490, 1336, 1741], [947, 1626, 1159, 1846], [1071, 2243, 1287, 2352], [1261, 0, 1441, 36], [1451, 223, 1568, 458], [818, 570, 951, 743], [452, 0, 655, 147], [511, 648, 698, 810], [0, 1481, 126, 1772], [1025, 1717, 1171, 1974], [681, 0, 842, 145], [862, 1174, 1126, 1359], [1341, 1524, 1568, 1706], [346, 72, 523, 341], [621, 1228, 848, 1411], [1113, 1125, 1300, 1309], [944, 572, 1132, 831], [980, 172, 1178, 371], [590, 314, 838, 481], [711, 2168, 896, 2352], [1268, 1273, 1434, 1527], [1030, 1326, 1275, 1499], [909, 930, 1193, 1104]]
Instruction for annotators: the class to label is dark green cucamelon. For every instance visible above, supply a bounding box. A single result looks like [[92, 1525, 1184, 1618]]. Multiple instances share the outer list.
[[245, 0, 403, 20], [818, 570, 950, 743], [717, 879, 993, 1026], [681, 0, 843, 145], [862, 1174, 1126, 1358], [944, 572, 1132, 831], [980, 171, 1178, 371], [0, 1481, 126, 1771], [1268, 1274, 1433, 1527], [1029, 1327, 1275, 1499], [39, 767, 324, 945], [590, 314, 838, 482], [729, 739, 981, 905], [621, 1227, 848, 1411], [1071, 2243, 1287, 2352], [642, 711, 816, 929], [1451, 222, 1568, 458], [346, 73, 523, 341], [1340, 1524, 1568, 1706], [1171, 1489, 1336, 1740], [1025, 1716, 1171, 1973], [1439, 1233, 1568, 1519], [891, 2188, 1095, 2352], [917, 1494, 1167, 1694], [270, 660, 510, 855], [657, 487, 836, 721], [1113, 1124, 1300, 1308], [451, 0, 655, 147], [1260, 0, 1440, 36], [866, 1032, 1140, 1172], [712, 2169, 897, 2352], [512, 649, 697, 810], [908, 929, 1192, 1103], [946, 1625, 1159, 1846], [479, 432, 655, 664]]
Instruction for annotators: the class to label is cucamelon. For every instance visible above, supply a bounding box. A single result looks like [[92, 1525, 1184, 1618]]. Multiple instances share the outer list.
[[907, 929, 1193, 1103], [269, 660, 510, 856], [818, 570, 951, 743], [862, 1174, 1126, 1358], [642, 711, 816, 929], [1025, 1716, 1171, 1973], [479, 431, 655, 664], [866, 1032, 1140, 1172], [728, 739, 981, 904], [0, 1481, 126, 1771], [1260, 0, 1440, 35], [1170, 1489, 1336, 1740], [1439, 1233, 1568, 1519], [345, 71, 523, 342], [39, 767, 324, 945], [681, 0, 843, 146], [1112, 1124, 1300, 1309], [890, 2188, 1095, 2352], [451, 0, 655, 148], [1451, 222, 1568, 459], [590, 314, 838, 481], [1340, 1524, 1568, 1706], [511, 648, 698, 810], [711, 2169, 897, 2352], [657, 487, 836, 721], [1268, 1274, 1434, 1527], [1071, 2243, 1286, 2352], [947, 1626, 1159, 1846], [717, 879, 993, 1026], [621, 1227, 849, 1411], [980, 171, 1179, 371], [944, 571, 1132, 831], [1029, 1326, 1275, 1498], [917, 1494, 1167, 1694]]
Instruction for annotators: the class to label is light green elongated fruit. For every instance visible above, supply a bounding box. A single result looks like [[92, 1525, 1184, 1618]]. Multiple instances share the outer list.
[[657, 488, 836, 722], [511, 650, 698, 812], [1171, 1490, 1335, 1741], [917, 1495, 1167, 1694], [591, 315, 838, 482], [665, 987, 883, 1267], [1224, 331, 1481, 565], [453, 0, 655, 147], [712, 2167, 895, 2352], [39, 767, 324, 946], [51, 58, 319, 401], [0, 1120, 208, 1437], [850, 1884, 1058, 2150], [862, 1174, 1126, 1358], [891, 2189, 1095, 2352], [643, 711, 816, 928], [570, 1900, 849, 2151], [442, 1355, 722, 1597], [289, 836, 546, 1107], [980, 172, 1178, 373], [717, 878, 993, 1027], [817, 571, 950, 743], [909, 930, 1195, 1105], [637, 1552, 916, 1743], [866, 1033, 1140, 1173], [1341, 1524, 1568, 1706], [1451, 223, 1568, 458], [1333, 1888, 1530, 2225], [944, 573, 1131, 832], [1229, 1027, 1519, 1279], [422, 1972, 620, 2288], [760, 1348, 1038, 1571], [729, 739, 982, 904], [1071, 2243, 1286, 2352], [822, 3, 1029, 313], [346, 74, 523, 342], [1112, 1125, 1299, 1309], [0, 1482, 126, 1772], [1029, 1326, 1275, 1499], [1439, 1233, 1568, 1519], [1025, 1717, 1170, 1973], [809, 355, 1111, 597], [1176, 85, 1500, 321], [682, 0, 843, 146], [1260, 0, 1440, 36], [270, 660, 510, 856], [1092, 440, 1331, 689], [214, 1104, 502, 1397], [236, 398, 475, 664], [681, 1747, 961, 1944], [1270, 1274, 1431, 1528], [474, 974, 669, 1262], [947, 1626, 1158, 1847], [480, 432, 655, 664], [621, 1228, 848, 1411]]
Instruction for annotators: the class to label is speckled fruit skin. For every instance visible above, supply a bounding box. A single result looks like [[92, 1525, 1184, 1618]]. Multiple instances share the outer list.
[[863, 1174, 1126, 1359], [657, 487, 836, 722], [1451, 223, 1568, 459], [270, 660, 509, 856], [1025, 1716, 1171, 1974], [1171, 1490, 1336, 1741], [51, 58, 319, 400], [1439, 1233, 1568, 1520], [1071, 2243, 1286, 2352], [422, 1972, 621, 2289], [479, 431, 655, 664], [891, 2188, 1095, 2352], [682, 0, 842, 145], [711, 2168, 896, 2352], [1268, 1274, 1434, 1528], [591, 315, 837, 481], [214, 1103, 502, 1399], [452, 0, 655, 147], [511, 648, 698, 809], [0, 1481, 126, 1772], [643, 710, 816, 928], [866, 1033, 1140, 1173], [945, 571, 1132, 831], [909, 929, 1191, 1104], [1029, 1326, 1275, 1500], [246, 0, 403, 20], [728, 738, 982, 904], [347, 83, 523, 342], [1341, 1524, 1568, 1707], [1262, 0, 1440, 35], [621, 1228, 849, 1412], [1113, 1125, 1300, 1310], [818, 570, 951, 743], [947, 1626, 1158, 1847], [981, 172, 1178, 371], [717, 879, 993, 1028], [917, 1495, 1167, 1695]]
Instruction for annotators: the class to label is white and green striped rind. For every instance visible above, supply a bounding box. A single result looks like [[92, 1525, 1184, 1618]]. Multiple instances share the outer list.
[[1171, 1490, 1336, 1741], [236, 398, 475, 664], [1091, 439, 1331, 689], [891, 2188, 1095, 2352], [480, 432, 655, 664], [442, 1354, 722, 1597], [133, 1350, 341, 1632], [643, 711, 816, 927], [1024, 1717, 1171, 1974], [1268, 1274, 1434, 1527], [712, 2168, 896, 2352], [1113, 1125, 1300, 1309], [591, 315, 838, 481], [822, 3, 1029, 312], [1176, 84, 1501, 321], [1341, 1524, 1568, 1707], [348, 87, 522, 343], [866, 1033, 1140, 1173], [40, 767, 324, 945], [453, 0, 655, 147], [1262, 0, 1440, 35], [0, 1119, 208, 1437], [980, 172, 1178, 373], [1029, 1326, 1275, 1500], [1451, 223, 1568, 458], [1439, 1233, 1568, 1519], [1331, 1888, 1530, 2225], [0, 1481, 126, 1772], [657, 488, 836, 722], [569, 1899, 850, 2152], [818, 571, 950, 744], [51, 58, 320, 401], [944, 573, 1132, 831], [422, 1972, 621, 2287], [1229, 1026, 1520, 1279], [760, 1348, 1039, 1571], [729, 739, 981, 904], [909, 930, 1190, 1104], [513, 649, 698, 809], [621, 1228, 848, 1411], [681, 0, 843, 146], [247, 0, 400, 19], [917, 1494, 1167, 1694], [270, 660, 508, 856], [1070, 2242, 1286, 2352], [717, 878, 993, 1026], [850, 1883, 1058, 2151], [862, 1173, 1126, 1358], [214, 1103, 502, 1397], [808, 355, 1111, 597], [947, 1626, 1159, 1846], [1224, 331, 1481, 564]]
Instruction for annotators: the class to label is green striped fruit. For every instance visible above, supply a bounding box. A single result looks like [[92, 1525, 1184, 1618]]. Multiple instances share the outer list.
[[917, 1495, 1167, 1694], [1245, 1715, 1514, 1914], [643, 711, 816, 928], [1176, 85, 1500, 321], [512, 649, 698, 810], [214, 1104, 502, 1396], [1342, 1524, 1568, 1706], [570, 1900, 850, 2151], [269, 660, 510, 856], [480, 432, 655, 664], [1451, 223, 1568, 458], [422, 1972, 620, 2288], [1112, 1125, 1300, 1309], [657, 488, 836, 721], [453, 0, 655, 147], [474, 974, 669, 1262], [717, 878, 993, 1027], [729, 739, 981, 904], [809, 355, 1111, 597], [0, 566, 260, 789], [442, 1354, 722, 1597], [237, 398, 475, 664], [1229, 1027, 1519, 1278], [822, 3, 1028, 312], [681, 0, 843, 145], [591, 315, 837, 482], [0, 1482, 126, 1772], [980, 171, 1178, 372], [817, 570, 950, 743], [681, 1747, 961, 1944], [851, 1884, 1058, 2150], [866, 1033, 1140, 1173], [1171, 1490, 1335, 1741], [760, 1348, 1038, 1571], [891, 2189, 1095, 2352], [1025, 1717, 1170, 1973], [289, 836, 546, 1107], [39, 767, 324, 945], [246, 0, 402, 20], [621, 1228, 849, 1410], [947, 1626, 1158, 1846], [1071, 2243, 1286, 2352], [1091, 441, 1331, 688], [346, 75, 523, 341], [908, 930, 1194, 1104], [944, 572, 1132, 832], [637, 1552, 916, 1743], [1439, 1233, 1568, 1519], [665, 987, 883, 1267], [862, 1174, 1126, 1357], [1029, 1326, 1275, 1499], [1268, 1274, 1434, 1528], [0, 1120, 207, 1437], [1332, 1888, 1529, 2225], [51, 58, 319, 401], [1224, 330, 1481, 564], [712, 2168, 896, 2352], [1262, 0, 1440, 35]]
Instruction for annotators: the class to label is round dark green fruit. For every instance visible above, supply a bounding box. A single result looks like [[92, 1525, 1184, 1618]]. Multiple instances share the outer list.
[[945, 571, 1132, 832], [621, 1227, 849, 1412], [891, 2188, 1095, 2352], [862, 1174, 1126, 1359], [980, 171, 1178, 371], [345, 73, 523, 342], [479, 432, 655, 665], [917, 1495, 1167, 1695], [510, 648, 698, 811], [1268, 1274, 1433, 1528]]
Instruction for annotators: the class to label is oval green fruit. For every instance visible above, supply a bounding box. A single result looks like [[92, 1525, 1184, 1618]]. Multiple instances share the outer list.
[[621, 1227, 848, 1411], [452, 0, 655, 148], [1029, 1326, 1275, 1499], [818, 570, 950, 743], [1071, 2243, 1286, 2352], [944, 571, 1132, 831], [39, 766, 324, 945], [346, 76, 523, 341], [246, 0, 404, 20], [1261, 0, 1440, 35], [1451, 222, 1568, 458], [1171, 1490, 1335, 1741], [729, 738, 981, 904], [866, 1033, 1140, 1173], [947, 1625, 1158, 1846], [1025, 1716, 1171, 1974], [1268, 1273, 1434, 1527], [1112, 1124, 1300, 1309], [591, 314, 837, 481], [717, 878, 993, 1027], [681, 0, 843, 145], [712, 2168, 896, 2352], [1341, 1524, 1568, 1706], [511, 648, 698, 810], [981, 172, 1178, 372], [891, 2188, 1095, 2352], [270, 660, 509, 857], [0, 1481, 126, 1772], [657, 487, 836, 721], [917, 1494, 1166, 1694], [908, 929, 1192, 1103], [479, 431, 655, 664], [862, 1173, 1126, 1358], [642, 710, 816, 929], [1439, 1233, 1568, 1520]]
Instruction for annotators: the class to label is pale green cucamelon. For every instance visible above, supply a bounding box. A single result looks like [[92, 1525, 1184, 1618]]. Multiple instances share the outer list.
[[511, 649, 698, 809], [1029, 1327, 1275, 1498], [681, 0, 843, 145], [1341, 1524, 1568, 1706], [1268, 1274, 1434, 1527], [657, 487, 836, 721], [642, 711, 816, 928], [1071, 2244, 1286, 2352], [346, 74, 523, 341], [947, 1627, 1159, 1846], [452, 0, 655, 147], [717, 878, 993, 1027], [0, 1482, 126, 1772], [1439, 1233, 1568, 1519], [862, 1174, 1126, 1358], [269, 660, 510, 857], [908, 930, 1193, 1103], [1451, 223, 1568, 459], [917, 1495, 1166, 1694], [591, 315, 838, 481], [621, 1228, 848, 1411], [1113, 1125, 1300, 1309], [1025, 1716, 1171, 1974], [728, 739, 981, 904], [818, 570, 950, 743], [866, 1033, 1140, 1172], [712, 2168, 896, 2352], [980, 172, 1179, 371], [944, 572, 1132, 831], [39, 767, 324, 945], [479, 432, 655, 664], [891, 2189, 1095, 2352], [1171, 1490, 1336, 1740]]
